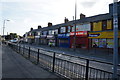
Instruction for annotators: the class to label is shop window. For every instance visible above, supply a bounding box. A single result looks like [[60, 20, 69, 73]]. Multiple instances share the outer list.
[[92, 39, 99, 47], [98, 39, 106, 48], [107, 39, 113, 48]]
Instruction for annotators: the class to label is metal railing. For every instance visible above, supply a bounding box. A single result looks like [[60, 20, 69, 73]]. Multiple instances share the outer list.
[[8, 43, 120, 80]]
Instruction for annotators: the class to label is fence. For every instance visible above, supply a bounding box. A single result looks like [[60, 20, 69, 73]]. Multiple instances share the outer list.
[[8, 43, 120, 80]]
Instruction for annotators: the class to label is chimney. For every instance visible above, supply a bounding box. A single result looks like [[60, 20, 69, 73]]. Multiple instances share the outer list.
[[80, 13, 86, 19], [64, 17, 69, 23], [38, 25, 41, 29], [48, 22, 52, 27], [30, 27, 33, 31]]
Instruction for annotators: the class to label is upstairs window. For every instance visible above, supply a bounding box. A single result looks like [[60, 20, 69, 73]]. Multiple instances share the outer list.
[[60, 27, 66, 33]]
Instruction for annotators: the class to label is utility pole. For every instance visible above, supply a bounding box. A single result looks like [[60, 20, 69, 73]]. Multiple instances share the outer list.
[[113, 0, 118, 79]]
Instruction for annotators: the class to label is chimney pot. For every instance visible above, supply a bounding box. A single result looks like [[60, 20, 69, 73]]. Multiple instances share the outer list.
[[80, 13, 86, 19], [38, 25, 41, 29], [30, 27, 33, 31], [64, 17, 69, 23], [48, 22, 52, 27]]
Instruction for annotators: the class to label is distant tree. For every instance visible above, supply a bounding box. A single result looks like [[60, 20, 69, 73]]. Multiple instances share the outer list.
[[9, 33, 18, 39]]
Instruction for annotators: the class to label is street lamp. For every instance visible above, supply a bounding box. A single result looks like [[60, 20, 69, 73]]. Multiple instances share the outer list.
[[73, 0, 77, 50], [3, 19, 10, 40], [113, 0, 118, 79]]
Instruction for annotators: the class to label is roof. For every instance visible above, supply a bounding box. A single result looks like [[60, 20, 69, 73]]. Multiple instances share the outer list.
[[29, 13, 112, 33]]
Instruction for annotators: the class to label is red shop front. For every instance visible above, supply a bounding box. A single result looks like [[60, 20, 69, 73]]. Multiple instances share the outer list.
[[70, 31, 89, 49]]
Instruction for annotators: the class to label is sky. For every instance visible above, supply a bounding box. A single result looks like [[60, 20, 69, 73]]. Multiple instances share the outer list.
[[0, 0, 119, 36]]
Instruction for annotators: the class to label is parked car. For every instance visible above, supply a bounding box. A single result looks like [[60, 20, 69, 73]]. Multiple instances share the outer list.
[[9, 38, 18, 43]]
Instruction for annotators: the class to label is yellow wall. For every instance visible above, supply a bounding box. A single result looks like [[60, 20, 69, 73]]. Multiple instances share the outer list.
[[107, 20, 112, 29], [93, 21, 102, 31]]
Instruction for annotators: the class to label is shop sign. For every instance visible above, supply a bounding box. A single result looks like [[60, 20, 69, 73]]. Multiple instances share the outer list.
[[89, 34, 100, 37], [35, 36, 40, 38], [58, 33, 69, 38], [47, 35, 54, 39], [27, 36, 34, 39], [89, 31, 120, 38], [70, 31, 87, 36], [40, 35, 46, 38]]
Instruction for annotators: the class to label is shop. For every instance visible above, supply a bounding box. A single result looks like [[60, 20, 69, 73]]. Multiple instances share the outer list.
[[58, 33, 70, 48], [40, 35, 48, 45], [70, 31, 88, 49], [47, 35, 56, 46], [27, 36, 35, 44], [34, 36, 40, 45], [88, 31, 120, 49]]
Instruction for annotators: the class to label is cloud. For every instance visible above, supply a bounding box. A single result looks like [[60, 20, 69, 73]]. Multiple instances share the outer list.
[[80, 1, 97, 8]]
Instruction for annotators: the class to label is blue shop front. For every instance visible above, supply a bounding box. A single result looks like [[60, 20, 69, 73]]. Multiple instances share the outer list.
[[58, 33, 70, 48]]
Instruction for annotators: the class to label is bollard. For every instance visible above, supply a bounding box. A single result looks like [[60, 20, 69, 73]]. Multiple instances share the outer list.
[[37, 49, 40, 64], [52, 52, 56, 72], [85, 59, 89, 80], [23, 45, 24, 55]]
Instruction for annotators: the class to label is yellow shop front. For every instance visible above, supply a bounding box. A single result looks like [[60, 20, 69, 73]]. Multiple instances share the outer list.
[[88, 31, 120, 49]]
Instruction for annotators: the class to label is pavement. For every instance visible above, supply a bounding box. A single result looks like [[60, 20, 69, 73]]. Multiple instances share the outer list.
[[2, 44, 60, 79], [24, 43, 120, 64], [0, 42, 2, 80]]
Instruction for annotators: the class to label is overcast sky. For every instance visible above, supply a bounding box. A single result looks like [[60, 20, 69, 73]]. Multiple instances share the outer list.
[[0, 0, 119, 36]]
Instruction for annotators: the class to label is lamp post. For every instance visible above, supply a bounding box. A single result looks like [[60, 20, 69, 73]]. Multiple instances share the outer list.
[[113, 0, 118, 79], [3, 19, 10, 40], [73, 0, 77, 50]]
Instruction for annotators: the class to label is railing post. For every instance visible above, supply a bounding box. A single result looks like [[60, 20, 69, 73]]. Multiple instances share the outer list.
[[85, 59, 89, 80], [37, 49, 39, 64], [19, 44, 20, 53], [28, 47, 30, 59], [52, 52, 56, 72], [23, 45, 24, 55]]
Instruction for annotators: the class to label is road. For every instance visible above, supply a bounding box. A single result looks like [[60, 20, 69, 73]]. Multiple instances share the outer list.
[[2, 44, 59, 79]]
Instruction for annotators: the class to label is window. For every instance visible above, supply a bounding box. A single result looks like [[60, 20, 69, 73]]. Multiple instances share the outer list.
[[49, 30, 52, 35], [43, 31, 47, 35], [102, 20, 107, 30], [68, 26, 71, 32], [51, 30, 54, 35], [54, 29, 58, 34], [93, 21, 102, 31], [107, 20, 112, 30], [37, 32, 41, 36], [60, 27, 66, 33]]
